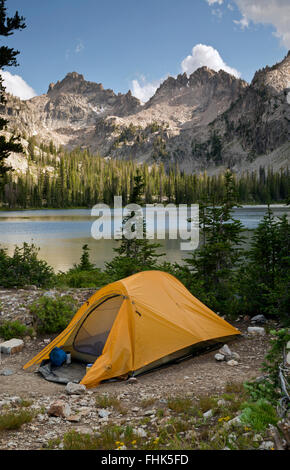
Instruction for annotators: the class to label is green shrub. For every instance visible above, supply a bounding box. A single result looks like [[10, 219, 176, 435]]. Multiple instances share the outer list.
[[240, 399, 278, 431], [0, 243, 54, 288], [56, 268, 109, 288], [29, 295, 77, 334], [55, 425, 141, 450], [0, 410, 34, 431], [0, 320, 33, 341]]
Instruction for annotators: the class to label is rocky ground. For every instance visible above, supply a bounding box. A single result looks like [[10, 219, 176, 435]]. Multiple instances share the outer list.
[[0, 287, 287, 451]]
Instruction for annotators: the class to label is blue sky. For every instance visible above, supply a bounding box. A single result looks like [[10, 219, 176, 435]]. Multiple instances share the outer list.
[[2, 0, 289, 101]]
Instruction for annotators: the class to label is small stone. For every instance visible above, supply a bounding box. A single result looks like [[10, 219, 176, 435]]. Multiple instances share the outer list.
[[227, 360, 239, 366], [259, 441, 275, 450], [134, 428, 147, 438], [48, 400, 71, 418], [248, 327, 265, 336], [0, 369, 14, 376], [65, 382, 86, 395], [66, 415, 81, 423], [127, 377, 138, 384], [203, 409, 213, 419], [0, 338, 24, 354], [215, 353, 225, 362], [224, 415, 242, 428], [219, 344, 232, 357], [98, 409, 110, 419], [251, 314, 267, 324], [231, 352, 240, 361]]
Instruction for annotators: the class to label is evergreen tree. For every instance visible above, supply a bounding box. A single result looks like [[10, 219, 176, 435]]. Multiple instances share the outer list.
[[182, 170, 244, 314], [78, 244, 94, 271], [239, 207, 290, 323], [105, 170, 164, 280], [0, 0, 26, 186]]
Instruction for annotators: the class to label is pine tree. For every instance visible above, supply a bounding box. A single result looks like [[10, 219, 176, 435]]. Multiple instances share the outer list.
[[77, 244, 94, 271], [0, 0, 26, 186], [239, 207, 290, 323], [183, 170, 244, 313], [105, 170, 164, 280]]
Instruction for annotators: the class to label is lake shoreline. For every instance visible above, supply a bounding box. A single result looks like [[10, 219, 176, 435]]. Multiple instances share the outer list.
[[0, 202, 289, 213]]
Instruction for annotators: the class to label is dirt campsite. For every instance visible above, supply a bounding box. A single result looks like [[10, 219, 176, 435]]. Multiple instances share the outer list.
[[1, 285, 281, 451]]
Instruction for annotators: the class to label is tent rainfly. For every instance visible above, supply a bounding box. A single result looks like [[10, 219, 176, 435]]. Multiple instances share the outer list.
[[24, 271, 240, 388]]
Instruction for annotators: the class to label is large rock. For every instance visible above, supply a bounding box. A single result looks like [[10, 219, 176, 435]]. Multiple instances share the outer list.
[[219, 344, 232, 357], [65, 382, 86, 395], [0, 369, 14, 376], [0, 338, 24, 355], [48, 400, 71, 418], [251, 314, 267, 324], [248, 327, 265, 336]]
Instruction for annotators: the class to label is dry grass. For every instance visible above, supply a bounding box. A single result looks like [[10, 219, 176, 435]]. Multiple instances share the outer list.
[[197, 395, 217, 413], [0, 410, 34, 432], [140, 397, 157, 408], [95, 394, 127, 415]]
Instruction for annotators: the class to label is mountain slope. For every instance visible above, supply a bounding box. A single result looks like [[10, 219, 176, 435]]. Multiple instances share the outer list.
[[0, 53, 289, 174]]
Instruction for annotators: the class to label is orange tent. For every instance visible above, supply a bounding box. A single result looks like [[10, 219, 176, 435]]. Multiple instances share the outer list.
[[24, 271, 240, 388]]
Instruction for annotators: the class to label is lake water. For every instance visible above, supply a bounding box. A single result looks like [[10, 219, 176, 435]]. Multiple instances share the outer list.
[[0, 205, 289, 272]]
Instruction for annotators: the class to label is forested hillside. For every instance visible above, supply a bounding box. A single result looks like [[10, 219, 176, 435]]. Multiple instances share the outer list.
[[1, 141, 289, 208]]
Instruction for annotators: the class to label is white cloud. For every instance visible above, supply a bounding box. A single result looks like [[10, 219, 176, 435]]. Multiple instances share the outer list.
[[205, 0, 290, 49], [131, 44, 240, 103], [233, 0, 290, 48], [0, 70, 36, 100], [131, 76, 164, 103], [233, 14, 249, 29], [181, 44, 241, 78], [206, 0, 224, 4]]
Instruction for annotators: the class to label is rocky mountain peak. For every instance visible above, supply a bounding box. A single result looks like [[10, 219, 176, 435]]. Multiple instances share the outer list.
[[0, 54, 288, 175], [252, 51, 290, 93], [47, 71, 103, 96], [146, 66, 247, 109]]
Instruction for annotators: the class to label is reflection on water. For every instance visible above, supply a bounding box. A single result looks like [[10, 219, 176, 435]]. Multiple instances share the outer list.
[[0, 206, 289, 272]]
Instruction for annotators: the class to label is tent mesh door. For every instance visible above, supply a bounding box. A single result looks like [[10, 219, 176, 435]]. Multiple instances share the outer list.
[[74, 295, 123, 358]]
